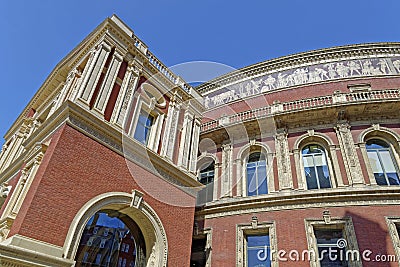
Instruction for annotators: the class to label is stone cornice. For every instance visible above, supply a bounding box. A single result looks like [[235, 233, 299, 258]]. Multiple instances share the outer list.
[[195, 187, 400, 219], [196, 42, 400, 95]]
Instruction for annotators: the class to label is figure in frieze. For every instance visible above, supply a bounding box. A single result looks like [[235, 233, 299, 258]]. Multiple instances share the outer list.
[[347, 61, 361, 76], [378, 59, 390, 74], [315, 67, 329, 80], [308, 70, 321, 82], [262, 75, 276, 91], [325, 63, 337, 79], [299, 68, 309, 84], [361, 60, 373, 75], [393, 59, 400, 73], [336, 62, 349, 78], [286, 73, 295, 86], [277, 73, 287, 87], [204, 96, 210, 109], [238, 83, 248, 98], [251, 79, 262, 94], [245, 82, 253, 96]]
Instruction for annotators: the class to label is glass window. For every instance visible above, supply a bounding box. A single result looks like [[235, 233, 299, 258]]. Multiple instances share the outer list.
[[315, 229, 348, 267], [366, 139, 400, 186], [75, 211, 139, 267], [133, 110, 154, 145], [302, 144, 331, 190], [246, 234, 271, 267], [197, 162, 215, 204], [247, 152, 268, 196]]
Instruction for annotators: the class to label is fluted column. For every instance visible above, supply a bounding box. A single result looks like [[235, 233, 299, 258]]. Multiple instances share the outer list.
[[178, 111, 194, 169], [189, 118, 201, 173], [93, 49, 124, 114], [111, 55, 141, 127], [161, 99, 181, 160], [78, 42, 112, 104], [220, 142, 233, 197], [335, 122, 364, 186], [275, 129, 293, 190]]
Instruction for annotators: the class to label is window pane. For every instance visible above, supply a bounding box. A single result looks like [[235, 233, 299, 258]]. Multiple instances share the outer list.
[[314, 154, 327, 166], [305, 167, 318, 189], [247, 235, 271, 267], [317, 166, 331, 188], [367, 151, 383, 173], [303, 155, 314, 167], [380, 151, 397, 173], [257, 161, 268, 195], [387, 173, 400, 185], [374, 173, 388, 185], [247, 165, 257, 196]]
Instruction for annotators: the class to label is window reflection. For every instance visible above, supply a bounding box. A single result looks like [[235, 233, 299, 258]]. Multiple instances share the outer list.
[[75, 212, 138, 267], [247, 152, 268, 196], [366, 139, 400, 186], [302, 144, 331, 190]]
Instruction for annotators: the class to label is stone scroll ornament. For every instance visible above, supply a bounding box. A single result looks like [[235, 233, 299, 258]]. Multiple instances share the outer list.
[[204, 57, 400, 109]]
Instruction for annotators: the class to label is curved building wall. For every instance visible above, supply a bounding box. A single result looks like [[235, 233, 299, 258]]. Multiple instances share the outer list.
[[195, 44, 400, 266]]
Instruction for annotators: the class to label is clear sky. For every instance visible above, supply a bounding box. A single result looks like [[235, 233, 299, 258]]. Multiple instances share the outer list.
[[1, 0, 399, 139]]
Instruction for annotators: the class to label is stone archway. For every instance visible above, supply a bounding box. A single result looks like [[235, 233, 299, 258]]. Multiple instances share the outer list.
[[63, 192, 168, 267]]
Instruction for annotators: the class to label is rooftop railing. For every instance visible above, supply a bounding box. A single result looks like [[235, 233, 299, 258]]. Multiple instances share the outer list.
[[200, 89, 400, 132]]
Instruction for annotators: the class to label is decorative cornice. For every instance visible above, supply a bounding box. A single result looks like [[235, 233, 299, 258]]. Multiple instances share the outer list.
[[195, 187, 400, 219], [197, 42, 400, 95]]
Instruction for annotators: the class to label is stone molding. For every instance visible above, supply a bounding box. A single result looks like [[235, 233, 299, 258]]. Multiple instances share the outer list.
[[195, 187, 400, 219]]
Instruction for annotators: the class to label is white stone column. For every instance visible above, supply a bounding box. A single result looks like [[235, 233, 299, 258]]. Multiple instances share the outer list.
[[178, 111, 194, 169], [220, 142, 233, 197], [235, 158, 243, 196], [111, 55, 141, 127], [189, 118, 201, 173], [78, 42, 112, 104], [1, 149, 44, 223], [335, 122, 364, 186], [93, 49, 124, 114], [274, 129, 293, 190], [53, 69, 80, 110], [161, 100, 181, 160]]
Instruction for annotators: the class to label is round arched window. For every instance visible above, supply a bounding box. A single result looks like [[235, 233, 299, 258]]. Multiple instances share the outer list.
[[302, 144, 331, 189], [246, 152, 268, 196], [366, 139, 400, 186]]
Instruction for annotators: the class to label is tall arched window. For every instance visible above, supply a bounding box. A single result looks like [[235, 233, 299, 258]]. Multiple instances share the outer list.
[[302, 144, 331, 189], [198, 161, 215, 204], [75, 210, 146, 267], [247, 152, 268, 196], [366, 139, 400, 186]]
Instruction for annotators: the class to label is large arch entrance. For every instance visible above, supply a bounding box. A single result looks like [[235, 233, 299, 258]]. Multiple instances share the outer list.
[[74, 210, 146, 266], [63, 192, 168, 267]]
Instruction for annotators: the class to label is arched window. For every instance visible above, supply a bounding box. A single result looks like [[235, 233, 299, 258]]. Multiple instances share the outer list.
[[74, 210, 146, 267], [198, 161, 215, 204], [247, 152, 268, 196], [366, 139, 400, 186], [302, 144, 331, 189]]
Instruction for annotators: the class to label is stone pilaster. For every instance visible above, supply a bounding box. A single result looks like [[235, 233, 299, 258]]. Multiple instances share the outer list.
[[274, 129, 293, 190], [93, 49, 124, 114], [78, 42, 112, 104], [189, 118, 201, 173], [112, 54, 141, 127], [220, 142, 233, 197], [161, 99, 181, 161], [178, 110, 194, 169], [335, 122, 364, 186]]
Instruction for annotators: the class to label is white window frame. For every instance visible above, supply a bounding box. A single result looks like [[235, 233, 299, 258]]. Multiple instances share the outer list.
[[305, 216, 361, 267], [299, 143, 337, 190], [130, 95, 164, 152], [236, 220, 277, 267], [385, 216, 400, 265]]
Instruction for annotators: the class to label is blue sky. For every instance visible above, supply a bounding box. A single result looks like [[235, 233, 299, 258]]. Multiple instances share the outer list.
[[1, 0, 399, 139]]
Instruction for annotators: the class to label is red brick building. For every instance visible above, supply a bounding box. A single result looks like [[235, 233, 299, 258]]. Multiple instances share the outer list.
[[0, 15, 400, 267]]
